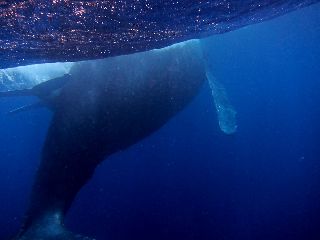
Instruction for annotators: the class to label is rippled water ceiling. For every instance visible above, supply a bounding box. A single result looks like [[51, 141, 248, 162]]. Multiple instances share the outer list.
[[0, 0, 318, 68]]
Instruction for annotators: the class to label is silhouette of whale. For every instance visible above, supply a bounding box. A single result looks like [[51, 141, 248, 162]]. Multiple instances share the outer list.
[[11, 41, 206, 239]]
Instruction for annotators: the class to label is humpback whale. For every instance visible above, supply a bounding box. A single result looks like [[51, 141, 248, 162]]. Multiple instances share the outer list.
[[8, 41, 206, 239], [0, 2, 317, 239]]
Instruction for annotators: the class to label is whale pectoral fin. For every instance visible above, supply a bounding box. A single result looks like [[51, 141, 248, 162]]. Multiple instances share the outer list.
[[7, 101, 48, 115], [206, 71, 237, 135]]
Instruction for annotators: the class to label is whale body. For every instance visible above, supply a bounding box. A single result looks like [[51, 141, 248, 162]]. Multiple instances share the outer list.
[[14, 41, 206, 239]]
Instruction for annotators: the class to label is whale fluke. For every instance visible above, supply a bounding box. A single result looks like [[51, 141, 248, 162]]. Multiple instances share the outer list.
[[30, 74, 71, 100], [7, 102, 46, 115], [1, 74, 72, 113], [0, 74, 71, 99], [13, 210, 95, 240]]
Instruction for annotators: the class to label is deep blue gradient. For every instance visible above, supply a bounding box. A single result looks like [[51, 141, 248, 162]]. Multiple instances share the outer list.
[[0, 3, 320, 240]]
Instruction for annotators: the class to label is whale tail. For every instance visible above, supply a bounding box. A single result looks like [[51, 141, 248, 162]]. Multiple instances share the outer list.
[[12, 211, 95, 240], [13, 224, 94, 240], [7, 101, 47, 115]]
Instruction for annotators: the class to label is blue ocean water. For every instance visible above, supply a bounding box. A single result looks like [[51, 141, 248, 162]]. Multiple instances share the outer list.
[[0, 3, 319, 240]]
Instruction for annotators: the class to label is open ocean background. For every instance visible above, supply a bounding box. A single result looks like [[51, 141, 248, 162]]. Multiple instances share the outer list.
[[0, 3, 319, 240]]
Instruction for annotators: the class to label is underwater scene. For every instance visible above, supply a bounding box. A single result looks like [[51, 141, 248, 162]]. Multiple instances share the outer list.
[[0, 1, 319, 240]]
